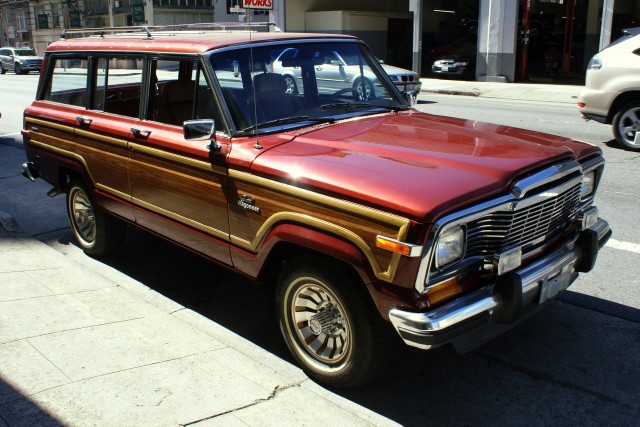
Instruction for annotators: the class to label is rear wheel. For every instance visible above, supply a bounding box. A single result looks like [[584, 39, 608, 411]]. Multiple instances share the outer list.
[[612, 101, 640, 152], [276, 256, 393, 388], [66, 181, 126, 256]]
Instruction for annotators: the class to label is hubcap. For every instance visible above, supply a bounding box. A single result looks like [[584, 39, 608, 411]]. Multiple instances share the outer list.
[[290, 283, 350, 365], [355, 80, 371, 100], [71, 189, 96, 244], [618, 107, 640, 147]]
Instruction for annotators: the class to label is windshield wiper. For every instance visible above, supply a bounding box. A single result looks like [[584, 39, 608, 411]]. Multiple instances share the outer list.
[[321, 102, 373, 110], [321, 102, 409, 112], [239, 116, 330, 133]]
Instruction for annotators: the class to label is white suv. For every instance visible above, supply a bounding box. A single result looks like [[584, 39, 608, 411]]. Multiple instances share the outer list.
[[578, 28, 640, 151]]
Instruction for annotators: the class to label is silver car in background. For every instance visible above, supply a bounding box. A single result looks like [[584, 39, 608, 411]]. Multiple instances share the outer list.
[[272, 48, 420, 99], [0, 47, 44, 75], [578, 28, 640, 151]]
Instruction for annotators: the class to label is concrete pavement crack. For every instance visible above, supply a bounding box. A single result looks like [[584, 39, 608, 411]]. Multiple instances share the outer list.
[[180, 382, 302, 426]]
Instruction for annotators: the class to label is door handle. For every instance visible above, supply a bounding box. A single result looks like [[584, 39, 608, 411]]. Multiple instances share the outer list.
[[130, 127, 152, 139], [76, 116, 93, 126]]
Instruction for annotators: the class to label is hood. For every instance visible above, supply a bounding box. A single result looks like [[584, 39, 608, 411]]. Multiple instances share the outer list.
[[16, 55, 43, 62], [250, 111, 598, 222], [381, 64, 417, 76]]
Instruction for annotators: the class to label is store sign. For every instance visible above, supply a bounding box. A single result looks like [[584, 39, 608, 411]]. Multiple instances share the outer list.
[[242, 0, 273, 10]]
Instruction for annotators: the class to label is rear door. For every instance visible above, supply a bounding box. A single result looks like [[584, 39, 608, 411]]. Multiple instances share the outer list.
[[28, 54, 136, 221]]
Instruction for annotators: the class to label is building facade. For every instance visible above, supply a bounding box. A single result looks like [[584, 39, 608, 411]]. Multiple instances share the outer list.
[[1, 0, 638, 82]]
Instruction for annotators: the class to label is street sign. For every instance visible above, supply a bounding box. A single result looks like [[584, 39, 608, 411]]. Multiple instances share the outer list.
[[241, 0, 273, 10]]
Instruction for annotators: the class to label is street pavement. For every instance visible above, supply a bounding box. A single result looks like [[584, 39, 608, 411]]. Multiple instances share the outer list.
[[0, 78, 585, 426]]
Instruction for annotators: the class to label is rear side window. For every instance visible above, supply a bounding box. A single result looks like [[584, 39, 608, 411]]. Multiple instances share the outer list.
[[42, 57, 89, 108], [94, 57, 144, 118]]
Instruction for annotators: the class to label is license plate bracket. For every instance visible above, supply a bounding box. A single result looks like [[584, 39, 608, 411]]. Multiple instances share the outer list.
[[538, 264, 572, 304]]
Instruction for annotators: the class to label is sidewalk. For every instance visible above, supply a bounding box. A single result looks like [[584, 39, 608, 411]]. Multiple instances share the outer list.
[[419, 77, 583, 105], [0, 217, 398, 426]]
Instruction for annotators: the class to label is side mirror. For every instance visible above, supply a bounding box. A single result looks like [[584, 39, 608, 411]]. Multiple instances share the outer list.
[[403, 91, 417, 106], [183, 119, 221, 152]]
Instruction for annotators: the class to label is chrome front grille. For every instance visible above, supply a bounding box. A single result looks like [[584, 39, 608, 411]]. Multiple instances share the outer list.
[[465, 183, 582, 257]]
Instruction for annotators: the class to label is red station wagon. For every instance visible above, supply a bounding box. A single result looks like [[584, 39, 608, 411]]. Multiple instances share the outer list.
[[21, 24, 611, 387]]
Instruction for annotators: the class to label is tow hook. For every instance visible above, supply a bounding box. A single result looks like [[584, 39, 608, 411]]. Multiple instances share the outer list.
[[21, 162, 40, 181]]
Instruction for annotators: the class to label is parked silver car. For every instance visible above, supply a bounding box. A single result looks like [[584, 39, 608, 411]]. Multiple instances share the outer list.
[[0, 47, 43, 75], [272, 48, 421, 99], [578, 28, 640, 151]]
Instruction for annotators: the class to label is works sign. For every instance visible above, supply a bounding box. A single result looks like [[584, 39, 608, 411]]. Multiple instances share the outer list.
[[242, 0, 272, 9]]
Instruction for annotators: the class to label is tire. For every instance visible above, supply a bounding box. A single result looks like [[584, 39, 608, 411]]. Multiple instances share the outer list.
[[276, 256, 393, 388], [283, 75, 298, 94], [612, 101, 640, 152], [353, 77, 375, 101], [14, 62, 23, 75], [66, 181, 126, 256], [0, 64, 6, 74]]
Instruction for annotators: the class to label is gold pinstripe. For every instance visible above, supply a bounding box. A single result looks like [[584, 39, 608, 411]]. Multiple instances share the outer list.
[[25, 117, 411, 281]]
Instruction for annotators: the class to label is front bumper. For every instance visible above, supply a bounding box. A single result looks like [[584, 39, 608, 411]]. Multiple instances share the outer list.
[[389, 218, 611, 352]]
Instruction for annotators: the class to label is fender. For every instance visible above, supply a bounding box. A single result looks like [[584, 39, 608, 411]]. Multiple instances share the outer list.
[[231, 222, 376, 284]]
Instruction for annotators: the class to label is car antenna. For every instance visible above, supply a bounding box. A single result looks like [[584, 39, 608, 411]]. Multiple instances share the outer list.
[[246, 13, 263, 150]]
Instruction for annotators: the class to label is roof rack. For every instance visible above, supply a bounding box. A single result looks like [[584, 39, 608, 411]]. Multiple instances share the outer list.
[[59, 22, 282, 40]]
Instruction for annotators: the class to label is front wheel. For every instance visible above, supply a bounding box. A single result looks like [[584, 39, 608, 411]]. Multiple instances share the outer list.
[[0, 64, 6, 74], [14, 63, 24, 75], [612, 101, 640, 151], [276, 257, 393, 388], [66, 181, 126, 256]]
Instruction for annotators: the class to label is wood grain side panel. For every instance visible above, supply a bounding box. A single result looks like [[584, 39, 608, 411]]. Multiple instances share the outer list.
[[129, 147, 229, 241], [25, 119, 130, 198], [74, 135, 130, 197], [228, 171, 411, 282]]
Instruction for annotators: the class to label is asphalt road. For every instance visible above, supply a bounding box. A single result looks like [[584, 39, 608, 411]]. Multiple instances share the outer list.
[[1, 73, 639, 426]]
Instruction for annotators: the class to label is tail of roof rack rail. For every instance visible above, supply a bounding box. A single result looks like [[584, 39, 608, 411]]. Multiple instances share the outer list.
[[59, 21, 282, 40]]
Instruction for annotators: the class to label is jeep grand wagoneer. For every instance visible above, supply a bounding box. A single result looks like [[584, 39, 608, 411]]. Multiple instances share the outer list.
[[21, 23, 611, 387]]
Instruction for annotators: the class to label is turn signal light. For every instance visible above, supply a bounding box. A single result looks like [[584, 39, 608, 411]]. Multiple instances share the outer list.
[[376, 236, 422, 257], [425, 277, 463, 306]]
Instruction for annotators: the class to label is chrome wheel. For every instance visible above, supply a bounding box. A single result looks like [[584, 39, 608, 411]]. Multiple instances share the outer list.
[[69, 186, 96, 247], [613, 102, 640, 151], [66, 181, 126, 256], [289, 279, 351, 367], [277, 257, 394, 387], [353, 78, 374, 101]]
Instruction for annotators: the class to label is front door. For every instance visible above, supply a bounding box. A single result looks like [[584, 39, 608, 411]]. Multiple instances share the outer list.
[[128, 58, 232, 265]]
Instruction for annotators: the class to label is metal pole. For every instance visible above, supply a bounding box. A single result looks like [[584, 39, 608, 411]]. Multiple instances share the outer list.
[[599, 0, 614, 50], [409, 0, 423, 76], [0, 13, 8, 46]]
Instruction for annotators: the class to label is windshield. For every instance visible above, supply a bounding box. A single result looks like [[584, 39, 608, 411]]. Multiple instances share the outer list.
[[210, 41, 409, 134], [15, 49, 36, 56]]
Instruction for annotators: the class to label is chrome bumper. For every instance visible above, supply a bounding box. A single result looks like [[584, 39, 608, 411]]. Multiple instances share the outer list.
[[389, 218, 611, 352]]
